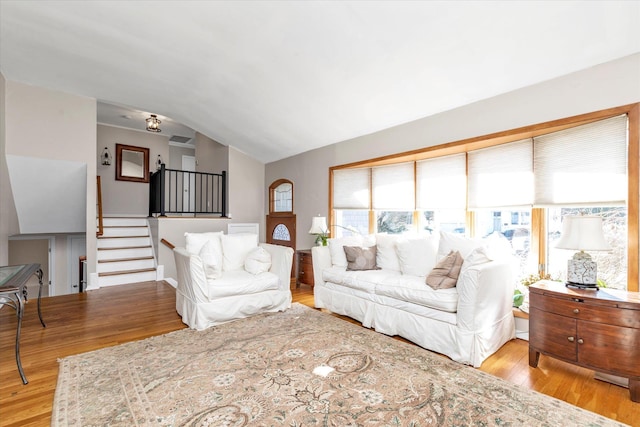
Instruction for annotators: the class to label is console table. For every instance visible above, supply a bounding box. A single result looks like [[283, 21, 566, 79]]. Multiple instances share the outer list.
[[528, 280, 640, 402], [0, 264, 46, 384]]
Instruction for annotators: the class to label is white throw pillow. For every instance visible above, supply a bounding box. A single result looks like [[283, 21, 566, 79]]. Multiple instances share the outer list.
[[395, 236, 438, 277], [244, 246, 272, 275], [437, 231, 484, 260], [185, 231, 223, 255], [221, 233, 259, 271], [199, 239, 222, 280], [328, 235, 364, 268], [375, 233, 402, 271]]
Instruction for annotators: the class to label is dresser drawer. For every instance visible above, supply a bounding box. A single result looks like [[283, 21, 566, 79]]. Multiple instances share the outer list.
[[530, 292, 640, 329], [296, 250, 314, 286]]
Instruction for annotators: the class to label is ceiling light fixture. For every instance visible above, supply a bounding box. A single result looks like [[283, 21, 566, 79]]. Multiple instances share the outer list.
[[146, 114, 161, 133]]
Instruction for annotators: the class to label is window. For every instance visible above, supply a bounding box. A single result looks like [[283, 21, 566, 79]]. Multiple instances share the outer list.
[[329, 105, 638, 291]]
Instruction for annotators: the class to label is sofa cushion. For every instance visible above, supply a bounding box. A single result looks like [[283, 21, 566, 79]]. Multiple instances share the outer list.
[[244, 246, 272, 275], [426, 250, 464, 290], [376, 275, 459, 312], [221, 233, 258, 271], [395, 236, 438, 277], [185, 231, 223, 255], [323, 266, 398, 293], [207, 270, 279, 299], [460, 245, 492, 276], [437, 231, 484, 260], [375, 233, 402, 271], [199, 239, 222, 280], [328, 235, 364, 267], [344, 245, 378, 271]]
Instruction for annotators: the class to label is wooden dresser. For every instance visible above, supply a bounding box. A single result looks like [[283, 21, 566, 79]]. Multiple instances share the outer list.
[[528, 280, 640, 402], [296, 249, 314, 287]]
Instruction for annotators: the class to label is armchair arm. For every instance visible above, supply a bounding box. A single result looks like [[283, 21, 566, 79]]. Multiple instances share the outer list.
[[259, 243, 294, 291], [311, 246, 332, 286], [173, 247, 209, 303]]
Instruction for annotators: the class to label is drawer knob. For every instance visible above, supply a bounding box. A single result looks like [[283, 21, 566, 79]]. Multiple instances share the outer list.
[[567, 336, 575, 342], [573, 308, 580, 314], [577, 338, 584, 345]]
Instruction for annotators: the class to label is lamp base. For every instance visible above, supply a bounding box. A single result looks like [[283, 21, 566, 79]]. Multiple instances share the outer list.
[[565, 282, 599, 291]]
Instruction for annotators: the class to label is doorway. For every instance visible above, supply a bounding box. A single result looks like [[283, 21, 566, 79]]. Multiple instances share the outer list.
[[8, 238, 52, 297]]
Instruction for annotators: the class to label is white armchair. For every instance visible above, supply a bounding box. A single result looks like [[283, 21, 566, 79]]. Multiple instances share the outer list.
[[173, 233, 294, 330]]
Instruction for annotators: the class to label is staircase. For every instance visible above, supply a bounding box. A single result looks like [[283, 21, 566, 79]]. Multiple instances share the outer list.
[[97, 217, 157, 287]]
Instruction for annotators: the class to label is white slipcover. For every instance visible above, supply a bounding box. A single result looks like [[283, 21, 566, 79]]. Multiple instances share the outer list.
[[313, 238, 516, 367], [174, 243, 293, 330]]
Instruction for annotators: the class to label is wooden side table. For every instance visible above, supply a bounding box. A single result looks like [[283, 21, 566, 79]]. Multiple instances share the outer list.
[[296, 249, 314, 287], [528, 280, 640, 402]]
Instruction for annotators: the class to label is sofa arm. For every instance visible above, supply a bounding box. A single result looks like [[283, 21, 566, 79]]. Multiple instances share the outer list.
[[456, 259, 516, 332], [260, 243, 294, 291], [311, 246, 332, 286], [173, 247, 210, 304]]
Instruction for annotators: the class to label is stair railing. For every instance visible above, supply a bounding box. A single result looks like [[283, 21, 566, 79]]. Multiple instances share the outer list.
[[149, 164, 227, 217], [96, 176, 104, 237]]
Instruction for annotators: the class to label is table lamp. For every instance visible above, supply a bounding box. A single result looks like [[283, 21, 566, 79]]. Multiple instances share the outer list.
[[555, 215, 611, 290], [309, 216, 328, 246]]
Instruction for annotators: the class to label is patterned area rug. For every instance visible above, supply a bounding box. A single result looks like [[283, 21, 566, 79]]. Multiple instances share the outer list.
[[53, 303, 625, 426]]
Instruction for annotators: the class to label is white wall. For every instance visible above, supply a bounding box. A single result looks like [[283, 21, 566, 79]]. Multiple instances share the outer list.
[[266, 53, 640, 250], [2, 79, 97, 285], [97, 124, 169, 216]]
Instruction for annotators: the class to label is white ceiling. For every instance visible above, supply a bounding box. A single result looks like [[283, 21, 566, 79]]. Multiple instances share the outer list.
[[1, 1, 639, 163]]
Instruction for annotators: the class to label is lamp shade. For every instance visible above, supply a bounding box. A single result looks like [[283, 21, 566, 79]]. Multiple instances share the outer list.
[[309, 216, 328, 234], [555, 215, 611, 251]]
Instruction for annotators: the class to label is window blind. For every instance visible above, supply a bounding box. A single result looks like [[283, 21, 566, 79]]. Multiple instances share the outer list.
[[333, 168, 370, 209], [372, 162, 414, 210], [416, 153, 466, 209], [534, 115, 627, 206], [468, 138, 533, 209]]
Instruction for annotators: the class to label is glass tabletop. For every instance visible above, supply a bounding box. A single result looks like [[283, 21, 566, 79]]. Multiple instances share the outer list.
[[0, 265, 27, 287]]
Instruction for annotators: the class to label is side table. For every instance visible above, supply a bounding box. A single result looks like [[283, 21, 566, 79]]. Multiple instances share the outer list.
[[528, 280, 640, 402], [296, 249, 314, 287], [0, 264, 46, 384]]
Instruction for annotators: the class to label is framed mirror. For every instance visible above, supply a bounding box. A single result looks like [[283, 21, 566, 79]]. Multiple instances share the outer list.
[[116, 144, 150, 183]]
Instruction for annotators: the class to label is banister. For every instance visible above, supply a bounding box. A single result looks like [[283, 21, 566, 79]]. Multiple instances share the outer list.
[[161, 238, 175, 250], [96, 176, 104, 237]]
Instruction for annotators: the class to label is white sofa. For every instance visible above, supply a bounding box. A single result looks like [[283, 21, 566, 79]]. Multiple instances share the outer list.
[[313, 232, 516, 367], [173, 232, 294, 330]]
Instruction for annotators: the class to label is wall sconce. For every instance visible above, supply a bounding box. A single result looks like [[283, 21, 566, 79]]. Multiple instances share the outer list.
[[146, 114, 161, 133], [101, 147, 112, 166], [555, 215, 611, 290], [156, 154, 164, 171]]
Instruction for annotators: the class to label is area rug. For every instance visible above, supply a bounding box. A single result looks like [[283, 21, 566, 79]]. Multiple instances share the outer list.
[[52, 303, 625, 426]]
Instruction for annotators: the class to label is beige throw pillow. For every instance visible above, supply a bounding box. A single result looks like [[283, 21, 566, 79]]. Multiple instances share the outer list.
[[344, 245, 378, 271], [426, 250, 464, 290]]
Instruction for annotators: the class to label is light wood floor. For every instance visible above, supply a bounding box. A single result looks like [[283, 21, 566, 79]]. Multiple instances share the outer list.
[[1, 281, 638, 426]]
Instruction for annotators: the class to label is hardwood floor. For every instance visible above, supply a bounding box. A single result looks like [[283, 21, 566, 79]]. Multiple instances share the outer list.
[[0, 281, 637, 426]]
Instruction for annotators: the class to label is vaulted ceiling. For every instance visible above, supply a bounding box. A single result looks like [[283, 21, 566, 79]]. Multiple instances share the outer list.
[[1, 1, 639, 163]]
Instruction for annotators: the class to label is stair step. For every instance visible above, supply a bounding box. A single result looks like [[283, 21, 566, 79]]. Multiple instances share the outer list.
[[98, 245, 152, 251], [98, 235, 149, 239], [97, 236, 151, 249], [97, 246, 154, 261], [99, 267, 156, 277], [101, 226, 149, 237], [102, 217, 148, 227], [98, 256, 154, 263], [97, 269, 158, 287]]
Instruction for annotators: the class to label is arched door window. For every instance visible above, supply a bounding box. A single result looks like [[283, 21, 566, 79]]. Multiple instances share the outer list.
[[266, 180, 296, 253]]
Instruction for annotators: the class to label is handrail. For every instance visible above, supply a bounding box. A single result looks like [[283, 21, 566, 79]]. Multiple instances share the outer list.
[[96, 176, 104, 237], [161, 238, 175, 250]]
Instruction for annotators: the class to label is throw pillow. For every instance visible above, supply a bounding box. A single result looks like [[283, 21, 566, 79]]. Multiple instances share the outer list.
[[343, 245, 378, 271], [426, 250, 464, 290], [459, 246, 492, 276], [185, 231, 223, 255], [244, 246, 272, 275], [395, 236, 438, 276], [199, 239, 222, 280], [220, 233, 258, 271]]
